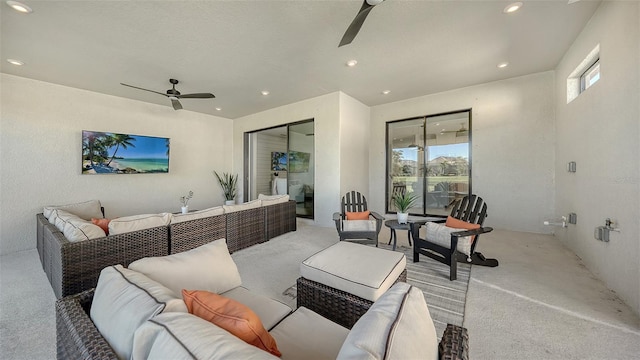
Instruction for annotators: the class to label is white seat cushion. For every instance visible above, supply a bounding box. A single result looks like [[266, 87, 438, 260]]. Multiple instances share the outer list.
[[108, 212, 171, 235], [132, 312, 279, 360], [170, 206, 224, 224], [90, 265, 187, 360], [269, 307, 349, 360], [221, 286, 293, 330], [337, 282, 438, 360], [341, 219, 376, 232], [424, 221, 473, 256], [300, 242, 406, 302], [129, 238, 242, 296], [258, 194, 290, 206]]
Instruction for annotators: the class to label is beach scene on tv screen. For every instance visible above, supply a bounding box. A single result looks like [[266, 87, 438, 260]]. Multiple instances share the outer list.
[[82, 131, 170, 174]]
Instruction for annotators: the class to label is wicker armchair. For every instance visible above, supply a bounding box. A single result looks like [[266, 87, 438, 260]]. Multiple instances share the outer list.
[[332, 191, 383, 246]]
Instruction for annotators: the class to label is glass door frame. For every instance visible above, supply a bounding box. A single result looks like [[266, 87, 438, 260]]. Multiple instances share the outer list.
[[385, 108, 472, 216]]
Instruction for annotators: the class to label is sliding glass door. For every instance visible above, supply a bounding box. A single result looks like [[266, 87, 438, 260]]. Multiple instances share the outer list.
[[386, 110, 471, 216]]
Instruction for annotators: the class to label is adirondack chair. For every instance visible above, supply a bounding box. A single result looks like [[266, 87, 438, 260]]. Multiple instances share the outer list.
[[410, 195, 498, 280], [333, 191, 383, 246]]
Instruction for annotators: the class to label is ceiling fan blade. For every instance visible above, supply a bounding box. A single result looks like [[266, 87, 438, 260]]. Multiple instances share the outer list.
[[339, 0, 377, 47], [171, 99, 183, 110], [120, 83, 167, 96], [177, 93, 216, 99]]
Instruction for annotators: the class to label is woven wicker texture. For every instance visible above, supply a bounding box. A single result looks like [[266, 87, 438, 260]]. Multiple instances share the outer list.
[[296, 269, 407, 329], [225, 207, 266, 253], [265, 201, 297, 240], [38, 213, 169, 299], [439, 324, 469, 360], [56, 289, 118, 359], [169, 214, 226, 254]]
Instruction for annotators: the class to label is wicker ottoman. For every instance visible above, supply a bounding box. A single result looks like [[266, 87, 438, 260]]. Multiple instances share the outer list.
[[296, 241, 407, 329]]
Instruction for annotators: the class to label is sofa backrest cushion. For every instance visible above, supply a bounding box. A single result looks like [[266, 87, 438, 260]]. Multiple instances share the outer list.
[[170, 206, 224, 224], [108, 212, 172, 235], [257, 194, 290, 206], [90, 265, 187, 360], [63, 216, 106, 242], [182, 289, 281, 356], [129, 238, 242, 296], [223, 199, 262, 213], [132, 312, 279, 360], [43, 199, 103, 221], [336, 282, 438, 360]]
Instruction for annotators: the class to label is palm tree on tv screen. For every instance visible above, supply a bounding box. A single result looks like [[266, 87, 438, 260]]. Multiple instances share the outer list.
[[106, 134, 136, 166]]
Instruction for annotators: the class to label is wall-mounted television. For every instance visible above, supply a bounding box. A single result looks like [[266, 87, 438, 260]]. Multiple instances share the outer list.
[[82, 130, 170, 174]]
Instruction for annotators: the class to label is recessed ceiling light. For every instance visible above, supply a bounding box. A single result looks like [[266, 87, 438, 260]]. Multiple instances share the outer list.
[[381, 90, 391, 95], [6, 1, 32, 13], [346, 59, 358, 67], [261, 90, 270, 96], [497, 62, 509, 68], [6, 58, 24, 66], [503, 2, 522, 13], [215, 107, 222, 111]]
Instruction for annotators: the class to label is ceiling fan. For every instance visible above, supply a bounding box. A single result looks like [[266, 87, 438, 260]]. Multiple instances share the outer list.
[[440, 123, 469, 136], [120, 78, 215, 110], [339, 0, 386, 47]]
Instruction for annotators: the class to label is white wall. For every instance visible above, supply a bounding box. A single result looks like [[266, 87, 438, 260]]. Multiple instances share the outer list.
[[233, 92, 341, 226], [339, 93, 371, 198], [370, 72, 556, 234], [554, 1, 640, 315], [0, 74, 233, 255]]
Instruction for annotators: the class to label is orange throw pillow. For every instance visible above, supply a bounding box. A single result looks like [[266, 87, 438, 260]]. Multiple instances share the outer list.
[[182, 289, 281, 357], [345, 210, 370, 220], [445, 216, 481, 243], [91, 218, 111, 235]]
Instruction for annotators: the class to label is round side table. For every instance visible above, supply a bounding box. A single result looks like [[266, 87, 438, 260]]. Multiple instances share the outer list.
[[384, 220, 412, 251]]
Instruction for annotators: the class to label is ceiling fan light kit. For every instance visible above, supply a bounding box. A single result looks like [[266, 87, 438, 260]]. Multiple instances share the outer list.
[[120, 78, 215, 111]]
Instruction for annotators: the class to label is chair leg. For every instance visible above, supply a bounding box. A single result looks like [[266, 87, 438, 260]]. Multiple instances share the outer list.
[[413, 250, 419, 263], [449, 255, 458, 281]]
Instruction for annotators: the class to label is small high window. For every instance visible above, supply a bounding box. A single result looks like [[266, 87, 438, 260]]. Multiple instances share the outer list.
[[580, 59, 600, 92]]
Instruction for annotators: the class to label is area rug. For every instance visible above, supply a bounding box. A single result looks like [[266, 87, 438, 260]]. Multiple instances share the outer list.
[[281, 243, 471, 338]]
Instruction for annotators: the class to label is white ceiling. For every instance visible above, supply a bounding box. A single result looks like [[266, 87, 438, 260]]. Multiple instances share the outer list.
[[1, 0, 601, 119]]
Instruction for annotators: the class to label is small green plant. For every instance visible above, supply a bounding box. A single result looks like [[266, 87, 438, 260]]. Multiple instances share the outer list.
[[214, 171, 238, 201], [393, 192, 418, 213], [180, 190, 193, 207]]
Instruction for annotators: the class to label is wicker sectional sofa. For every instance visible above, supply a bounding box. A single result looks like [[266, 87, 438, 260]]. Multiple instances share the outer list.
[[37, 199, 296, 299], [56, 239, 469, 360]]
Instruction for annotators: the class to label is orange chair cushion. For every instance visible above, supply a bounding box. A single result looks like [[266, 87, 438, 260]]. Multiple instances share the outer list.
[[345, 210, 370, 220], [91, 218, 111, 235], [182, 289, 281, 356], [445, 216, 481, 243]]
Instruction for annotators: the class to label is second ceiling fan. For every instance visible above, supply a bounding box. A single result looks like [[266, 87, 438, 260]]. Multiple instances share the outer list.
[[339, 0, 386, 47], [120, 78, 215, 110]]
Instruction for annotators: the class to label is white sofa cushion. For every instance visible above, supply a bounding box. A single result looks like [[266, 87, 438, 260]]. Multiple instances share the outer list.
[[269, 306, 350, 360], [300, 241, 406, 302], [43, 199, 103, 221], [425, 221, 473, 256], [132, 312, 279, 360], [129, 239, 242, 296], [221, 286, 293, 330], [258, 194, 290, 206], [51, 209, 84, 232], [108, 212, 171, 235], [90, 265, 187, 360], [63, 217, 106, 242], [170, 206, 225, 224], [223, 199, 262, 213], [337, 282, 438, 360]]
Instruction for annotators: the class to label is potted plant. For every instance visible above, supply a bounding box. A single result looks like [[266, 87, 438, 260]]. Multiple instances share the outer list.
[[394, 192, 418, 224], [214, 171, 238, 205], [180, 191, 193, 214]]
